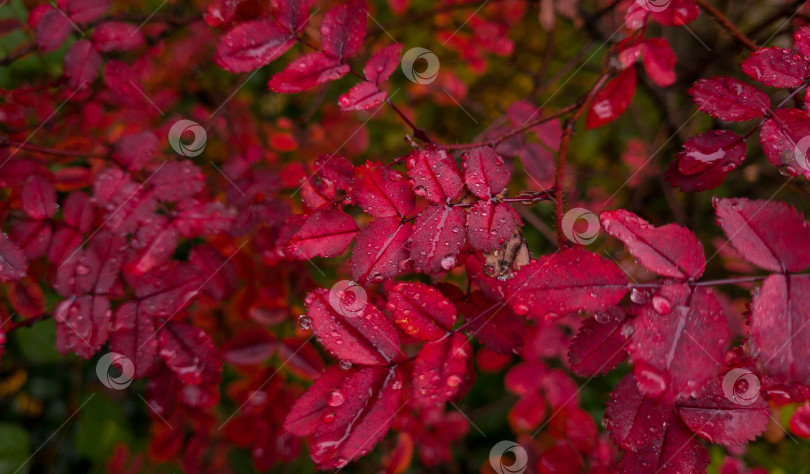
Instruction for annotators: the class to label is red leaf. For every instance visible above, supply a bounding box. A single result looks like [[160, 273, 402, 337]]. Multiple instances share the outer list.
[[410, 205, 467, 273], [125, 217, 179, 276], [647, 0, 699, 27], [159, 322, 220, 385], [267, 52, 350, 93], [789, 402, 810, 437], [309, 367, 401, 469], [63, 40, 100, 90], [386, 282, 456, 341], [742, 47, 808, 88], [338, 81, 387, 111], [7, 279, 45, 318], [600, 209, 706, 280], [112, 131, 158, 171], [21, 174, 56, 220], [713, 197, 810, 272], [405, 149, 465, 204], [466, 200, 517, 252], [642, 38, 676, 87], [56, 231, 124, 296], [215, 19, 295, 73], [150, 161, 206, 201], [568, 308, 628, 376], [352, 162, 414, 218], [462, 145, 511, 199], [628, 283, 729, 399], [110, 301, 158, 378], [666, 129, 747, 192], [305, 288, 402, 365], [759, 108, 810, 178], [320, 0, 367, 60], [0, 233, 28, 281], [750, 274, 810, 385], [67, 0, 108, 24], [586, 67, 636, 129], [9, 219, 52, 261], [92, 22, 145, 52], [128, 262, 204, 318], [54, 295, 111, 358], [461, 291, 523, 355], [605, 374, 674, 450], [689, 77, 770, 121], [796, 26, 810, 61], [284, 366, 349, 436], [505, 248, 628, 319], [677, 373, 769, 445], [221, 327, 276, 366], [36, 8, 72, 52], [103, 61, 147, 108], [287, 210, 358, 259], [411, 332, 472, 406], [174, 199, 236, 237], [363, 43, 403, 84], [350, 218, 411, 283], [277, 0, 315, 32]]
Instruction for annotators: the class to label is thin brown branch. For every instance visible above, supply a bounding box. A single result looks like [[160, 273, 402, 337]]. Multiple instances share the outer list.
[[695, 0, 758, 50]]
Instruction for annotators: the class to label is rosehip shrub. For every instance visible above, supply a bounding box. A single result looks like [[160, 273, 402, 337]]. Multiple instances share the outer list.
[[2, 0, 810, 472]]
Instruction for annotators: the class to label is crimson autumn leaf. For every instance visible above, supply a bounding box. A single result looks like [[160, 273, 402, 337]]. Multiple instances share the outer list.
[[150, 162, 206, 202], [284, 366, 348, 437], [689, 77, 770, 121], [363, 43, 403, 84], [741, 47, 808, 88], [214, 19, 295, 73], [641, 38, 676, 87], [320, 0, 367, 61], [21, 174, 56, 220], [666, 129, 747, 192], [713, 197, 810, 272], [126, 217, 179, 276], [338, 81, 386, 111], [405, 149, 465, 203], [267, 52, 350, 93], [54, 294, 111, 358], [796, 26, 810, 60], [35, 8, 72, 52], [411, 332, 473, 407], [92, 22, 144, 52], [460, 290, 523, 355], [677, 372, 769, 446], [287, 210, 358, 259], [586, 67, 637, 129], [759, 108, 810, 178], [352, 162, 414, 218], [505, 248, 628, 318], [646, 0, 700, 27], [601, 209, 706, 279], [350, 217, 411, 283], [102, 60, 146, 108], [7, 279, 46, 319], [276, 0, 315, 32], [110, 301, 159, 378], [221, 327, 276, 366], [410, 204, 467, 273], [386, 281, 456, 341], [628, 282, 729, 399], [568, 307, 628, 376], [64, 40, 100, 90], [303, 367, 402, 469], [0, 233, 28, 281], [462, 145, 511, 199], [159, 322, 220, 386], [466, 200, 518, 252], [304, 288, 403, 365], [112, 131, 158, 171], [750, 274, 810, 385], [55, 231, 124, 296], [300, 154, 354, 210], [67, 0, 108, 24]]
